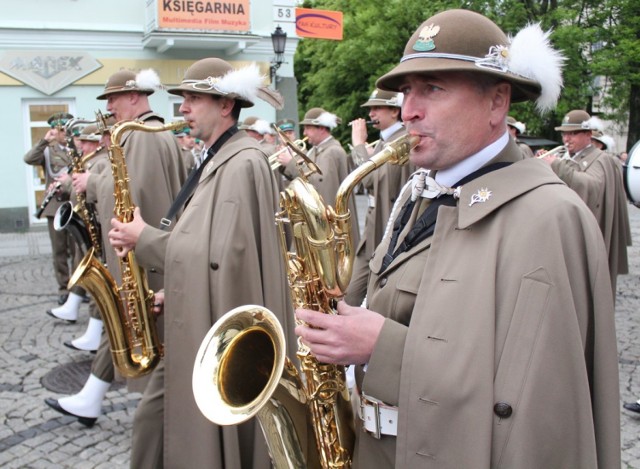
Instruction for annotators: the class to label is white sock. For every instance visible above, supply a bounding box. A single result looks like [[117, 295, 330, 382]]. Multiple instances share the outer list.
[[49, 292, 84, 321], [71, 318, 103, 351], [58, 374, 111, 418]]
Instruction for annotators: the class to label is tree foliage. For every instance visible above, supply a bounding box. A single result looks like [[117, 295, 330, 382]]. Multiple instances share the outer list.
[[294, 0, 640, 151]]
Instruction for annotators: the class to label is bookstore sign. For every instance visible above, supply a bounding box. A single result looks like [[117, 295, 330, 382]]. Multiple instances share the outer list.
[[155, 0, 250, 32]]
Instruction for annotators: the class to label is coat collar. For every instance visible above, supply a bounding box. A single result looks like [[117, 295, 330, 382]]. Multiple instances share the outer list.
[[456, 140, 565, 229], [199, 130, 264, 184], [572, 144, 603, 171]]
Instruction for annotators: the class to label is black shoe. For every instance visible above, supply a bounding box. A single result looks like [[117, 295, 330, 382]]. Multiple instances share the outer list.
[[45, 310, 77, 324], [44, 398, 97, 428], [63, 340, 97, 353], [623, 402, 640, 413], [58, 294, 68, 305]]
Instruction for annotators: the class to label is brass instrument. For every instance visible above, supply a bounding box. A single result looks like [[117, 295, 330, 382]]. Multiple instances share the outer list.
[[348, 139, 381, 167], [536, 145, 568, 159], [269, 136, 308, 170], [53, 113, 112, 256], [69, 118, 187, 378], [54, 144, 105, 257], [193, 133, 419, 469]]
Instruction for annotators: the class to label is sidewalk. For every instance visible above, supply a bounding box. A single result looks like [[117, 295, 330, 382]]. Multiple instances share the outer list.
[[1, 203, 640, 468]]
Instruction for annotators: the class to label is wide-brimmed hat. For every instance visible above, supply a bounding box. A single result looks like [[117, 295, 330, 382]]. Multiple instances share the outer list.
[[168, 58, 284, 110], [377, 9, 565, 113], [239, 116, 272, 134], [506, 116, 526, 135], [96, 69, 161, 100], [361, 89, 403, 108], [299, 108, 341, 129], [591, 130, 615, 151], [554, 110, 591, 132], [47, 112, 74, 128], [78, 124, 101, 142]]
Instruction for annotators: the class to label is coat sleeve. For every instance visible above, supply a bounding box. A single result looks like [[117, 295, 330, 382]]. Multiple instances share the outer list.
[[24, 139, 48, 165], [136, 225, 171, 274]]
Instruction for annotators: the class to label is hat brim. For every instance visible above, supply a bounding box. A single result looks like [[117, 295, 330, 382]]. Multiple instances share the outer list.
[[96, 88, 155, 100], [554, 125, 590, 132], [360, 99, 400, 108], [167, 84, 253, 108], [376, 57, 541, 104]]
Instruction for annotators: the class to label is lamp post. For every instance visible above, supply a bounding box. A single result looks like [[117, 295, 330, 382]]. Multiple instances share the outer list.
[[270, 26, 287, 89]]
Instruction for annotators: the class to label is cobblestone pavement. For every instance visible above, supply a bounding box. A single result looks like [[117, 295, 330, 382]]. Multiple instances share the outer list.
[[2, 201, 640, 468]]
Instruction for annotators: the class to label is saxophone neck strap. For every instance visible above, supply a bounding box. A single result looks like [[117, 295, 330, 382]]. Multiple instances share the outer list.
[[160, 126, 238, 230]]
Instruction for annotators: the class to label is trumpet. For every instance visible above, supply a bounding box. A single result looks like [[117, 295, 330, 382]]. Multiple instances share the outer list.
[[536, 145, 568, 159], [269, 137, 308, 170]]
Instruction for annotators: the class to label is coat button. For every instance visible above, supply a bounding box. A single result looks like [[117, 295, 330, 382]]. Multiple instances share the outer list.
[[210, 262, 219, 270], [150, 268, 157, 273], [379, 277, 388, 287], [494, 402, 512, 418]]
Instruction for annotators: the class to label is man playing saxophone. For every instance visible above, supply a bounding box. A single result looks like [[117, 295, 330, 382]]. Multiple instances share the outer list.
[[44, 69, 188, 429], [107, 58, 296, 469], [295, 9, 620, 468]]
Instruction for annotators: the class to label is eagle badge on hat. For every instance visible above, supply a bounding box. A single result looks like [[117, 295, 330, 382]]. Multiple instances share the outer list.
[[413, 24, 440, 52]]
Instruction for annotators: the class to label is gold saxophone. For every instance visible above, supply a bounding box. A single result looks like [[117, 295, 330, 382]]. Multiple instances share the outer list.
[[192, 133, 419, 469], [69, 118, 187, 378]]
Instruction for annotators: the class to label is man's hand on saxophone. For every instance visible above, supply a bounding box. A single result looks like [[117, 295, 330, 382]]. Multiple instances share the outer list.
[[294, 300, 385, 366], [71, 172, 90, 194], [108, 206, 147, 257]]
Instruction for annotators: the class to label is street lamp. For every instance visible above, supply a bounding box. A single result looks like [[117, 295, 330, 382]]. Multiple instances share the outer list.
[[270, 26, 287, 88]]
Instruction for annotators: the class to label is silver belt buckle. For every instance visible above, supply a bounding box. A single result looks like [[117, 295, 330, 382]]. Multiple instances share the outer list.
[[360, 393, 383, 439]]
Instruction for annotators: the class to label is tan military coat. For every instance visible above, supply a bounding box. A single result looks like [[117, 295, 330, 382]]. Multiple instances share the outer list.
[[345, 126, 413, 306], [24, 139, 71, 217], [136, 131, 297, 469], [282, 135, 360, 246], [354, 141, 620, 469], [551, 144, 631, 289]]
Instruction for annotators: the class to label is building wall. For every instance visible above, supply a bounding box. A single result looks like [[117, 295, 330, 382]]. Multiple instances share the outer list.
[[0, 0, 300, 232]]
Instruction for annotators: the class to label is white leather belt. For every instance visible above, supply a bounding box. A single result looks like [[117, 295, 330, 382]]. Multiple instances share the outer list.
[[367, 194, 376, 208], [358, 391, 398, 438]]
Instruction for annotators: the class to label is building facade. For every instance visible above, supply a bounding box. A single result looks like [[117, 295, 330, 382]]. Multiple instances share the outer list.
[[0, 0, 300, 231]]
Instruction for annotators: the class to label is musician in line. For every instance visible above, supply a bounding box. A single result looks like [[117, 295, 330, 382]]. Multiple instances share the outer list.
[[44, 70, 188, 429], [295, 9, 620, 468], [239, 115, 278, 154], [24, 112, 76, 308], [345, 89, 413, 307], [107, 58, 296, 469], [278, 107, 361, 246], [541, 109, 631, 293], [61, 123, 111, 353]]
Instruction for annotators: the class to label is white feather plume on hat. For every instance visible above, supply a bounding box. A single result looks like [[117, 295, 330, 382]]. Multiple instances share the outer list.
[[316, 112, 339, 129], [507, 24, 565, 113], [586, 116, 605, 132], [135, 69, 163, 91], [214, 63, 284, 110], [252, 119, 273, 135], [215, 63, 263, 105]]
